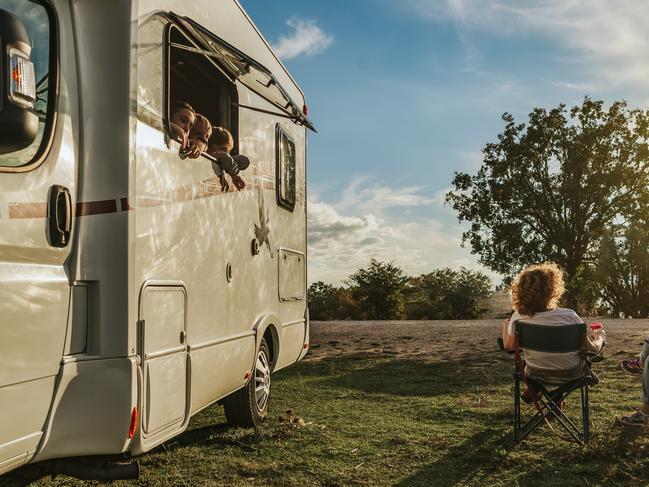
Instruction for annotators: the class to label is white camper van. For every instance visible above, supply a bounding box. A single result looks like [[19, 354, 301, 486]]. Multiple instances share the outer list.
[[0, 0, 313, 477]]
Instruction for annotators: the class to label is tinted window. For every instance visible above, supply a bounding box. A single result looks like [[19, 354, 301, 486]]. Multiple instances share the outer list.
[[276, 125, 296, 211]]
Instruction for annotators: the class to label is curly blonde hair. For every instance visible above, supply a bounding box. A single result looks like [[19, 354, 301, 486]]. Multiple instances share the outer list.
[[209, 126, 234, 152], [511, 263, 565, 316], [189, 114, 212, 143]]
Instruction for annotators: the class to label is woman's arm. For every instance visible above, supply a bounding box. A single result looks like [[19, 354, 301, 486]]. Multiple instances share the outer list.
[[574, 311, 606, 353], [502, 319, 516, 350], [586, 330, 606, 353]]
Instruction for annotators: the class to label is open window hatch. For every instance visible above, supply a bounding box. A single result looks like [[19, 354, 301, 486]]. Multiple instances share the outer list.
[[165, 11, 316, 133]]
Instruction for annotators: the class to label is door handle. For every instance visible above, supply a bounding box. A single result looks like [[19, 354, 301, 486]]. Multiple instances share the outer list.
[[48, 184, 71, 247], [179, 330, 187, 344]]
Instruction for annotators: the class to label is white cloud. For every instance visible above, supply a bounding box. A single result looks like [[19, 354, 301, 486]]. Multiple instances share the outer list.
[[395, 0, 649, 89], [308, 201, 379, 246], [272, 17, 334, 60], [549, 80, 595, 92], [307, 179, 499, 285], [338, 177, 436, 216]]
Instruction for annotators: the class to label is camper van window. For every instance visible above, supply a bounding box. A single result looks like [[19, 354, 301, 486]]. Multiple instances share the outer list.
[[136, 15, 167, 130], [276, 125, 296, 211], [0, 1, 55, 169], [164, 24, 238, 156]]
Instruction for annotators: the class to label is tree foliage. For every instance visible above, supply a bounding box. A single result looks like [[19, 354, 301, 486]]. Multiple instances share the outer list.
[[596, 220, 649, 317], [308, 281, 337, 321], [347, 258, 409, 320], [446, 98, 649, 306], [307, 281, 358, 320], [407, 267, 492, 320], [309, 262, 493, 321]]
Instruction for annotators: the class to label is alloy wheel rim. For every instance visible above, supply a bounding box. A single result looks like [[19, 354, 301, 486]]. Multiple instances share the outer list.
[[255, 349, 270, 413]]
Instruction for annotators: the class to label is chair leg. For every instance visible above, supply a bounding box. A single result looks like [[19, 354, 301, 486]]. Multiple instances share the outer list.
[[514, 379, 592, 445], [547, 392, 581, 433], [514, 372, 521, 443], [517, 409, 546, 443], [518, 393, 586, 444], [517, 398, 578, 443], [545, 399, 583, 443], [581, 385, 589, 443]]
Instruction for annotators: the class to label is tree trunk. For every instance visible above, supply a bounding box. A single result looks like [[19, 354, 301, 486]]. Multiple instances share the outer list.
[[563, 262, 580, 312]]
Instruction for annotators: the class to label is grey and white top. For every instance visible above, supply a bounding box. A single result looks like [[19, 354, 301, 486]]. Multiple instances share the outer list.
[[508, 308, 600, 383]]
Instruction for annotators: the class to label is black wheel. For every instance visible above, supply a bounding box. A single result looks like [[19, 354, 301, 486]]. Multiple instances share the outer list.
[[223, 338, 272, 427]]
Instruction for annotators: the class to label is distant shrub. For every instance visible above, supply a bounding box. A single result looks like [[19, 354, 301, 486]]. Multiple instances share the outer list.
[[309, 263, 493, 321], [406, 268, 492, 320]]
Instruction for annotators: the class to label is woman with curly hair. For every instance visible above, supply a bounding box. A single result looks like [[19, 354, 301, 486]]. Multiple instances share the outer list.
[[501, 263, 605, 385]]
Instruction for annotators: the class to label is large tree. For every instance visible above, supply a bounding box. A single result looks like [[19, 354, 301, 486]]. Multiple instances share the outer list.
[[308, 281, 338, 321], [596, 220, 649, 318], [347, 258, 408, 320], [446, 98, 649, 306]]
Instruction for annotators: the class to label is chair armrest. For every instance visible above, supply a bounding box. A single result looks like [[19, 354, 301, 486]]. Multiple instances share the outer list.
[[582, 349, 605, 363], [496, 338, 516, 355], [581, 340, 606, 358], [581, 351, 600, 357]]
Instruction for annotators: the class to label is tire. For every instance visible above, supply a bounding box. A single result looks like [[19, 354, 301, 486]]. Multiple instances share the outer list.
[[223, 338, 272, 427]]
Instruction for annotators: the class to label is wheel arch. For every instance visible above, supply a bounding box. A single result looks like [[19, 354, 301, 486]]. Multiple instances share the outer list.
[[253, 314, 280, 370]]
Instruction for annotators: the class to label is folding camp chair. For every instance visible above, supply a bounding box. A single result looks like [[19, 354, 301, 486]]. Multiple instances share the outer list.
[[512, 321, 597, 445]]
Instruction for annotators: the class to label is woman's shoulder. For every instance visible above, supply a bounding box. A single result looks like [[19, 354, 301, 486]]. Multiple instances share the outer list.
[[547, 307, 582, 322], [512, 308, 582, 324], [551, 307, 579, 315]]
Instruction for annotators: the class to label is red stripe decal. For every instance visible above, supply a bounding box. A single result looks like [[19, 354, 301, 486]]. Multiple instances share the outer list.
[[75, 199, 117, 216], [6, 172, 283, 220], [8, 202, 48, 219], [120, 198, 133, 211]]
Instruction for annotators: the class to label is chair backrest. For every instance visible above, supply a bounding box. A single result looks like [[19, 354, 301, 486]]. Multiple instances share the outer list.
[[514, 321, 586, 353]]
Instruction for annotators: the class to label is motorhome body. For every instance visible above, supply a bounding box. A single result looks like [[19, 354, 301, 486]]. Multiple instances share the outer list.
[[0, 0, 311, 475]]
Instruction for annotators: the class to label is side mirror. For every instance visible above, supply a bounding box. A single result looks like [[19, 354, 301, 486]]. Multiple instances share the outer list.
[[0, 8, 39, 155]]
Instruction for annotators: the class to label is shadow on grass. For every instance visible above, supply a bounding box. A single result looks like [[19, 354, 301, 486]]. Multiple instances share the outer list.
[[394, 428, 512, 487], [5, 353, 515, 486], [1, 421, 235, 486], [288, 352, 512, 398], [392, 409, 642, 487], [0, 462, 51, 487], [496, 424, 647, 487], [162, 421, 232, 451]]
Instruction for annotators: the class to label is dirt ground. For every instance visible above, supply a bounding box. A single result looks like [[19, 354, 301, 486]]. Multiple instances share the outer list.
[[307, 318, 649, 362]]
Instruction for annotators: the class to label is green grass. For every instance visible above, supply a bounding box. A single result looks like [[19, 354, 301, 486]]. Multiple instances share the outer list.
[[7, 343, 649, 486]]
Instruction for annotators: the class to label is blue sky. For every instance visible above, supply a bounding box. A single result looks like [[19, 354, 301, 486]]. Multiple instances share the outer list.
[[241, 0, 649, 286]]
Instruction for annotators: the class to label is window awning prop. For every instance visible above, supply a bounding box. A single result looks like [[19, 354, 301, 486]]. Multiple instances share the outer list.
[[166, 12, 316, 132]]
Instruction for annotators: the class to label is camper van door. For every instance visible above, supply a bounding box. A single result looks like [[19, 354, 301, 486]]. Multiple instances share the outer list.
[[0, 1, 77, 473]]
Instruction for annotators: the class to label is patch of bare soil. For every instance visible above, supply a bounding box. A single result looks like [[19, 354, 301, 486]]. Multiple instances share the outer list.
[[306, 319, 649, 362]]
